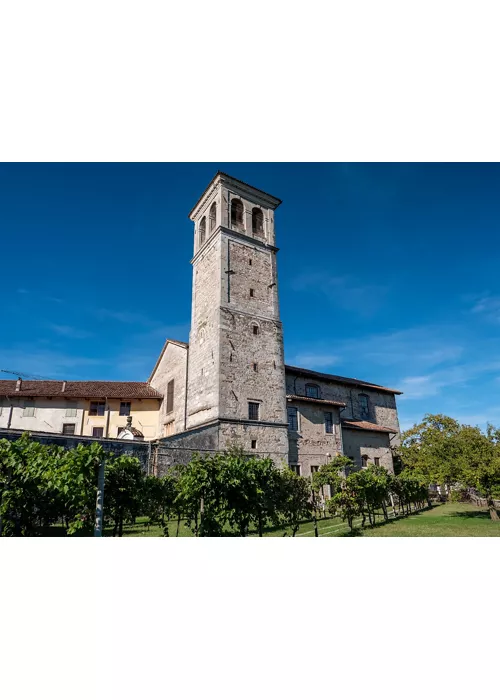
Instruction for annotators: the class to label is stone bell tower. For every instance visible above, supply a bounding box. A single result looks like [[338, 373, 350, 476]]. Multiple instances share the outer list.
[[186, 172, 288, 461]]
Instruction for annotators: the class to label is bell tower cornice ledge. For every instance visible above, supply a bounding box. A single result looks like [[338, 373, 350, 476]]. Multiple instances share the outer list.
[[190, 225, 279, 265], [188, 171, 282, 220]]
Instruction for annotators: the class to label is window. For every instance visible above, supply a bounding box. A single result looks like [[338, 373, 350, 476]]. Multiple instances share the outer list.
[[199, 216, 206, 246], [249, 288, 254, 297], [119, 401, 131, 416], [252, 207, 264, 235], [253, 362, 258, 372], [374, 457, 380, 466], [62, 424, 76, 435], [164, 421, 175, 437], [65, 402, 77, 418], [209, 201, 217, 232], [359, 394, 369, 418], [248, 402, 260, 420], [249, 258, 252, 266], [290, 464, 301, 476], [251, 439, 257, 449], [23, 401, 35, 417], [252, 325, 259, 335], [361, 454, 369, 468], [89, 401, 105, 416], [311, 465, 319, 474], [166, 379, 174, 414], [324, 411, 333, 434], [305, 384, 320, 399], [287, 406, 298, 431], [231, 198, 244, 228], [92, 427, 104, 438]]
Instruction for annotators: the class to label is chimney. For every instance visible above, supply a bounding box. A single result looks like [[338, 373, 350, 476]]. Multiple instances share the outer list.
[[62, 381, 67, 393], [15, 378, 22, 392]]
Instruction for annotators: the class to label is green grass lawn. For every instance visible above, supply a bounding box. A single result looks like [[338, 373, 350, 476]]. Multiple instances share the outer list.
[[101, 502, 500, 537]]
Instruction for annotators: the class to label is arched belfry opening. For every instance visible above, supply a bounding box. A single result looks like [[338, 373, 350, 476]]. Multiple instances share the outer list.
[[199, 216, 206, 246], [209, 201, 217, 232], [252, 207, 264, 236], [231, 198, 244, 229]]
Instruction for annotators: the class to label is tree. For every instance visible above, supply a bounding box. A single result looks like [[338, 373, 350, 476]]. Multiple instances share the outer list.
[[276, 469, 311, 537], [457, 425, 500, 521], [142, 474, 177, 535], [105, 455, 145, 536]]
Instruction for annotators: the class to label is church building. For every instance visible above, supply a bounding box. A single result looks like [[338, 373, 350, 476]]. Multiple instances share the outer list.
[[148, 172, 402, 475]]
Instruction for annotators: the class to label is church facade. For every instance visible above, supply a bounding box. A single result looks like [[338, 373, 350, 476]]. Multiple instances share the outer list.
[[0, 172, 402, 475]]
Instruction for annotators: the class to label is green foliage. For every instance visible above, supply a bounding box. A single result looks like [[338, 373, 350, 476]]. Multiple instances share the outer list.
[[142, 474, 177, 536], [312, 455, 353, 494], [104, 455, 145, 537]]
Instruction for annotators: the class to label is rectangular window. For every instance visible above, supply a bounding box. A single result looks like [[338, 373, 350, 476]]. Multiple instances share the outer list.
[[166, 379, 174, 414], [249, 288, 254, 297], [287, 406, 298, 431], [119, 401, 131, 416], [251, 439, 257, 449], [65, 402, 77, 417], [359, 394, 369, 418], [62, 424, 76, 435], [164, 421, 175, 437], [253, 362, 258, 372], [290, 464, 301, 476], [252, 325, 259, 335], [374, 457, 380, 466], [324, 412, 333, 434], [23, 401, 35, 417], [92, 427, 104, 438], [248, 402, 260, 421], [311, 465, 319, 474], [89, 401, 105, 416], [306, 384, 319, 398]]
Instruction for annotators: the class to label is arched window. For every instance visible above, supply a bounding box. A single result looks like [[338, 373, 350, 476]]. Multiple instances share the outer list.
[[209, 201, 217, 232], [359, 394, 369, 418], [305, 384, 320, 399], [361, 454, 369, 468], [252, 207, 264, 235], [199, 217, 206, 246], [231, 198, 244, 228]]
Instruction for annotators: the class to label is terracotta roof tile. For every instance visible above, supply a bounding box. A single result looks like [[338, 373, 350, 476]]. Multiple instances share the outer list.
[[285, 365, 402, 395], [341, 419, 397, 434], [286, 394, 346, 407], [0, 380, 162, 399]]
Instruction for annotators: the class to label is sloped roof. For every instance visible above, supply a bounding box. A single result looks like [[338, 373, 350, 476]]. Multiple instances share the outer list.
[[341, 419, 397, 434], [286, 394, 346, 408], [0, 380, 162, 399], [148, 338, 189, 382], [285, 365, 402, 395]]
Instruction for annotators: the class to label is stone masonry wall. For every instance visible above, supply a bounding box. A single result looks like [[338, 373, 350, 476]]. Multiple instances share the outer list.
[[149, 342, 188, 436], [287, 402, 342, 478], [0, 428, 151, 471], [342, 428, 394, 472], [285, 372, 401, 435], [186, 236, 221, 429]]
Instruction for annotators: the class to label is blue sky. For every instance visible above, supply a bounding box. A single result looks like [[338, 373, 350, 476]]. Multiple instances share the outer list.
[[1, 162, 500, 431]]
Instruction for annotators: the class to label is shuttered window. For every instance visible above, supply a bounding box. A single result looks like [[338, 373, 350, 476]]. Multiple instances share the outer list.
[[89, 401, 105, 416], [166, 379, 174, 414], [92, 427, 104, 438], [287, 406, 298, 431], [324, 412, 333, 434], [248, 402, 260, 420], [65, 402, 77, 417], [62, 424, 76, 435], [23, 401, 35, 417]]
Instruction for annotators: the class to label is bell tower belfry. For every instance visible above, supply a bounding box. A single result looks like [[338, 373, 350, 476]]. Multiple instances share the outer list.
[[186, 172, 288, 460]]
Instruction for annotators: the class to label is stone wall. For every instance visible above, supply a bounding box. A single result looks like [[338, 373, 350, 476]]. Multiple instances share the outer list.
[[341, 428, 394, 472], [149, 341, 188, 436], [0, 428, 151, 471], [285, 370, 401, 436], [186, 235, 221, 430], [287, 402, 342, 477]]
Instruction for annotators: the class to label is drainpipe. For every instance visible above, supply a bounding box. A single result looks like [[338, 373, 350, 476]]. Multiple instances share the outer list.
[[105, 398, 110, 438], [6, 396, 13, 429], [184, 346, 189, 432]]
